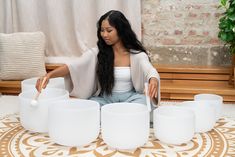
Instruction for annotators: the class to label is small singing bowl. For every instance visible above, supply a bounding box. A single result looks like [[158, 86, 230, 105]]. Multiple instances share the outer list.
[[194, 93, 223, 120], [179, 101, 216, 133], [153, 106, 195, 145], [19, 88, 69, 133], [48, 99, 100, 147], [21, 77, 65, 92], [101, 103, 150, 150]]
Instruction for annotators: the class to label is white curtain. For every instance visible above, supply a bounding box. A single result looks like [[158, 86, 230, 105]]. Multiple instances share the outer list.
[[0, 0, 141, 63]]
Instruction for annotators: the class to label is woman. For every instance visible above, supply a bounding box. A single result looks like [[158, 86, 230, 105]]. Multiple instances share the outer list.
[[36, 10, 160, 106]]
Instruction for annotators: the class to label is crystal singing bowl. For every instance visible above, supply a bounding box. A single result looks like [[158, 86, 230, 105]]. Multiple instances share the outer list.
[[179, 101, 216, 133], [21, 77, 65, 92], [48, 99, 100, 147], [19, 88, 69, 132], [101, 103, 150, 150], [153, 106, 195, 145], [194, 93, 223, 120]]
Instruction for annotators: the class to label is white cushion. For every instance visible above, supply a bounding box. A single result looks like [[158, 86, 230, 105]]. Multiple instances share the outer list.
[[0, 32, 46, 80]]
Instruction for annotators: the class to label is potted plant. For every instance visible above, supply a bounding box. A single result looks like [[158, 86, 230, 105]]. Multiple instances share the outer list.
[[218, 0, 235, 86]]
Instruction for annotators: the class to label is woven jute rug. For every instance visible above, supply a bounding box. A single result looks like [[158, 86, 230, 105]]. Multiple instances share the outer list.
[[0, 114, 235, 157]]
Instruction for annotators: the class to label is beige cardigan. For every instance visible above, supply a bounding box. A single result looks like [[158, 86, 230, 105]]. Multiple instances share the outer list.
[[64, 48, 161, 106]]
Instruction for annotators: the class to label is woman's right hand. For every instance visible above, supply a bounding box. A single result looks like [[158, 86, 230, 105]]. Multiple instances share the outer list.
[[35, 75, 50, 92], [35, 64, 69, 92]]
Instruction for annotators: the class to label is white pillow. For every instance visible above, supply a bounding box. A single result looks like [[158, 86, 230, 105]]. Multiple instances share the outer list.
[[0, 32, 47, 80]]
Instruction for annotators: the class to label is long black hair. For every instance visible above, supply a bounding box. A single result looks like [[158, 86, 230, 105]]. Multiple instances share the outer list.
[[97, 10, 147, 95]]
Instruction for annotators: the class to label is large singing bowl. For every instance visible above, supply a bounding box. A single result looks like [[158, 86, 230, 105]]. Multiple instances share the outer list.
[[48, 99, 100, 147], [21, 77, 65, 92], [153, 106, 195, 145], [19, 88, 69, 133], [179, 101, 216, 133], [101, 103, 150, 150], [194, 94, 223, 120]]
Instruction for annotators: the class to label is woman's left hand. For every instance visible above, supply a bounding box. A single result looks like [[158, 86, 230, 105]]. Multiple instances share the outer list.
[[148, 77, 158, 99]]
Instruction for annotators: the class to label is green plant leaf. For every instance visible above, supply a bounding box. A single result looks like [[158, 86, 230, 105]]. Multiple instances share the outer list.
[[219, 17, 233, 30], [228, 13, 235, 20], [226, 32, 234, 41], [219, 16, 226, 23], [219, 31, 227, 40], [220, 0, 228, 6], [231, 0, 235, 5], [227, 7, 235, 13], [219, 20, 227, 28], [219, 31, 234, 42]]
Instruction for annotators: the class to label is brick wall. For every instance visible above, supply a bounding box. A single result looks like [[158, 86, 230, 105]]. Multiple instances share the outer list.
[[141, 0, 231, 66]]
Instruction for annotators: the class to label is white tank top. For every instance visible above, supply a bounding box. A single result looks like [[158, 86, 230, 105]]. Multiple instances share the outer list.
[[112, 67, 133, 93]]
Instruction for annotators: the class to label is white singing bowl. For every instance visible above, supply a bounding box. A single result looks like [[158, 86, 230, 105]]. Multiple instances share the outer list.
[[19, 88, 69, 133], [153, 106, 195, 145], [179, 101, 216, 133], [48, 99, 100, 147], [101, 103, 150, 150], [194, 94, 223, 120], [21, 77, 65, 92]]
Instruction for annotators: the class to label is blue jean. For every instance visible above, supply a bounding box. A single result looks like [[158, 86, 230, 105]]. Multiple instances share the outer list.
[[89, 90, 155, 123], [89, 90, 146, 106]]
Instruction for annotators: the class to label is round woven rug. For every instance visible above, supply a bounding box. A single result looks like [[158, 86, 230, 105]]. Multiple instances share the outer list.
[[0, 114, 235, 157]]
